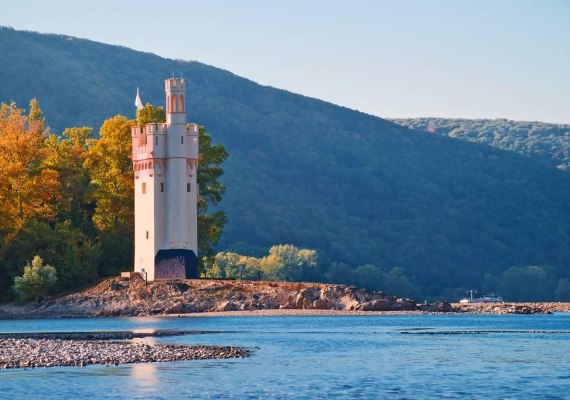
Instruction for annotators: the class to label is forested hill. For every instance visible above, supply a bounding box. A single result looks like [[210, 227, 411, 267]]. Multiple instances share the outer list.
[[1, 27, 570, 300], [391, 118, 570, 171]]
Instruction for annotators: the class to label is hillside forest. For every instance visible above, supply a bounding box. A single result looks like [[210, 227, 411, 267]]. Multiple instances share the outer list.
[[392, 118, 570, 171], [1, 28, 570, 302], [1, 100, 570, 303]]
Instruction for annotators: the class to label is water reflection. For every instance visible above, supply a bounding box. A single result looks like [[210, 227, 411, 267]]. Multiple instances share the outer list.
[[130, 363, 159, 395]]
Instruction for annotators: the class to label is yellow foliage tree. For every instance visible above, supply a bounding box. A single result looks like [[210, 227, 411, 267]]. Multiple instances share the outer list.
[[45, 127, 94, 227], [0, 100, 60, 241], [84, 115, 134, 233]]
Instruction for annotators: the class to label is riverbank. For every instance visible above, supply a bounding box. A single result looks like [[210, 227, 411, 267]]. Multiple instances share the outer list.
[[1, 277, 568, 319]]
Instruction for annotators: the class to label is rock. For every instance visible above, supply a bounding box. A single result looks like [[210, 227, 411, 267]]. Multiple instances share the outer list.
[[312, 299, 331, 310], [418, 301, 454, 313], [300, 287, 321, 309], [393, 298, 418, 311], [357, 299, 394, 311], [164, 303, 184, 314], [220, 301, 238, 312]]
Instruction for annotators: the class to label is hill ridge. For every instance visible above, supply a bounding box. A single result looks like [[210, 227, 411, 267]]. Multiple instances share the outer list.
[[1, 28, 569, 300]]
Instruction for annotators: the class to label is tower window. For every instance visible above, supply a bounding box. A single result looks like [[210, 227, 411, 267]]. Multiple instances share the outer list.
[[181, 136, 184, 144], [172, 95, 178, 112], [160, 183, 164, 192], [187, 183, 191, 192], [155, 136, 158, 145], [146, 231, 149, 239], [142, 182, 146, 194]]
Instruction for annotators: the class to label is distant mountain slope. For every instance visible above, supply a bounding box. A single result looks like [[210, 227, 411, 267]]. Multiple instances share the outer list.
[[1, 27, 570, 297], [391, 118, 570, 171]]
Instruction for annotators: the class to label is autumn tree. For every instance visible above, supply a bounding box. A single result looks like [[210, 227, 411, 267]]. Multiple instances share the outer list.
[[84, 115, 135, 274], [45, 127, 95, 231], [137, 103, 166, 126], [0, 100, 60, 242], [85, 115, 134, 233]]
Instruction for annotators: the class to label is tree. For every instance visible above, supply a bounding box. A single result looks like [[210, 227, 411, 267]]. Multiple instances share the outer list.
[[85, 115, 134, 233], [500, 265, 558, 301], [197, 126, 229, 266], [137, 103, 166, 126], [45, 127, 95, 232], [0, 101, 60, 243], [324, 262, 354, 285], [353, 264, 385, 292], [12, 255, 58, 303], [83, 115, 135, 275], [263, 244, 318, 281]]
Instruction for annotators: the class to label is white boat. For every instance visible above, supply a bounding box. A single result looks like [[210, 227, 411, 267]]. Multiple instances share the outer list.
[[459, 290, 504, 303]]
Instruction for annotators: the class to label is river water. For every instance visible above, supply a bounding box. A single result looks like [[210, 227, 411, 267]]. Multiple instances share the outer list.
[[1, 314, 569, 399]]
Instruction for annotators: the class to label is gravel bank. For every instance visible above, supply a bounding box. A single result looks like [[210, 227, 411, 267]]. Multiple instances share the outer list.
[[0, 338, 248, 369]]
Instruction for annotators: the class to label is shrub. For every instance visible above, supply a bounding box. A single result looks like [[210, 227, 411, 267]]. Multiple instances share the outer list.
[[12, 255, 58, 303]]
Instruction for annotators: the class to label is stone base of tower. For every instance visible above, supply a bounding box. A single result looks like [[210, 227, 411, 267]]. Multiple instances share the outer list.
[[154, 249, 198, 280]]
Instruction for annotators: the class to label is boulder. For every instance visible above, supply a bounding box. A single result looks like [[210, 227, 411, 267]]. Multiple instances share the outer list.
[[418, 301, 454, 313], [357, 299, 394, 311], [164, 303, 184, 314], [219, 301, 238, 312]]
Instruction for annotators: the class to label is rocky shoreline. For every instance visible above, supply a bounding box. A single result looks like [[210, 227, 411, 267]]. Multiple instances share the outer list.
[[0, 332, 248, 369], [1, 277, 569, 319]]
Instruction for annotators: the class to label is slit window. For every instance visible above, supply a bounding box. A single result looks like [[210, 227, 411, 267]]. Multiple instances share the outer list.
[[146, 231, 149, 239], [142, 182, 146, 194], [160, 183, 164, 192], [187, 183, 191, 192], [181, 136, 184, 144], [155, 136, 158, 145]]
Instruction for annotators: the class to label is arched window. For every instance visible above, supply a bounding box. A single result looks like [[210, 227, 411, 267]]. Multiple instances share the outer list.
[[172, 95, 178, 113], [180, 95, 184, 112], [166, 95, 170, 113], [149, 161, 153, 169]]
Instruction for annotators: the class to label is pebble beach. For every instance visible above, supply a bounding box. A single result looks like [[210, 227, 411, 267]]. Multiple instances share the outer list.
[[0, 332, 249, 369]]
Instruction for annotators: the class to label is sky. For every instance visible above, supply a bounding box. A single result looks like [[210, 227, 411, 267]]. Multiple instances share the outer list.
[[1, 0, 569, 123]]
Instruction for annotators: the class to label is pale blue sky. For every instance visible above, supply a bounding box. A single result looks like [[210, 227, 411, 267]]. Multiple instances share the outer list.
[[1, 0, 569, 123]]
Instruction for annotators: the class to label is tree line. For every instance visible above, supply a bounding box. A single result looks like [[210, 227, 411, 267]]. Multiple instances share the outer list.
[[1, 99, 569, 303], [0, 100, 227, 301]]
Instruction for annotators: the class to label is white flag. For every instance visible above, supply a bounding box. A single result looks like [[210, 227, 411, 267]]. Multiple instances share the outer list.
[[135, 87, 144, 110]]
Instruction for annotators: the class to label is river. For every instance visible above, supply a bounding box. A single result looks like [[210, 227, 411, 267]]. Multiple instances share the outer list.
[[1, 314, 569, 399]]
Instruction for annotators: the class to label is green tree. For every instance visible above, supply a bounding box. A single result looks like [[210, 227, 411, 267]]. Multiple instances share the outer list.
[[137, 103, 166, 126], [197, 126, 229, 266], [385, 267, 420, 299], [12, 255, 58, 303], [500, 265, 558, 301], [263, 244, 318, 281], [45, 127, 95, 232], [353, 264, 385, 292], [28, 98, 45, 126], [324, 262, 354, 285]]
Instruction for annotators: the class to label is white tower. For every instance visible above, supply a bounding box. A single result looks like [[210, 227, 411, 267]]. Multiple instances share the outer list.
[[131, 78, 199, 281]]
